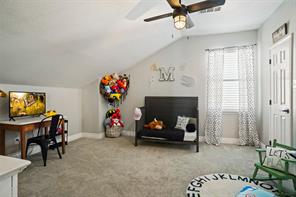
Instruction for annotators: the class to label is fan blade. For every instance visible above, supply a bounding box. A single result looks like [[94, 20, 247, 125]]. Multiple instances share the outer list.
[[144, 13, 173, 22], [186, 15, 194, 29], [126, 0, 158, 20], [166, 0, 182, 9], [187, 0, 225, 13]]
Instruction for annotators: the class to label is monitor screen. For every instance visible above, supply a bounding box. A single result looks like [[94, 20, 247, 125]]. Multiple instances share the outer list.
[[9, 91, 46, 118]]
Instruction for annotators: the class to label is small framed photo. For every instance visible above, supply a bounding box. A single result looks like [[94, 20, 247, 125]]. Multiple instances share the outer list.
[[272, 23, 288, 43]]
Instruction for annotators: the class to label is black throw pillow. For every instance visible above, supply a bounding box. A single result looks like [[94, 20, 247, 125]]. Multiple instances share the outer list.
[[186, 124, 196, 133]]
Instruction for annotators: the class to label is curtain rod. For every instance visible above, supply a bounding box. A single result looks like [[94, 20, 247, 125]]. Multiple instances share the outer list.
[[205, 44, 257, 51]]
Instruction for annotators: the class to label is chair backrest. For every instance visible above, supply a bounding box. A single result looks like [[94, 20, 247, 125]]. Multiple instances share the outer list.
[[38, 114, 63, 139], [273, 139, 296, 151], [49, 114, 63, 139]]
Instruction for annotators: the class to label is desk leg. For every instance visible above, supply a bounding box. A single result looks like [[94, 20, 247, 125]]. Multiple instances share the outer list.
[[20, 130, 27, 159], [61, 122, 65, 154], [0, 128, 5, 155]]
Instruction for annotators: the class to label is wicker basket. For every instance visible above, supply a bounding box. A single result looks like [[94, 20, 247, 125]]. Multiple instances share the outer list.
[[105, 125, 122, 138]]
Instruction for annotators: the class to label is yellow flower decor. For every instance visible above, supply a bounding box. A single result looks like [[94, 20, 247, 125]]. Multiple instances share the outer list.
[[44, 110, 57, 117]]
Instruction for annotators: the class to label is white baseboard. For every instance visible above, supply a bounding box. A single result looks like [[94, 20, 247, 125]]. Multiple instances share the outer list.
[[122, 130, 239, 145], [8, 132, 104, 158], [9, 145, 41, 158], [68, 132, 83, 142], [68, 132, 104, 141], [199, 136, 239, 145]]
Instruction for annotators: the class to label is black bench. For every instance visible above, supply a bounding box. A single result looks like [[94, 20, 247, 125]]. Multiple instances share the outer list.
[[135, 96, 199, 152]]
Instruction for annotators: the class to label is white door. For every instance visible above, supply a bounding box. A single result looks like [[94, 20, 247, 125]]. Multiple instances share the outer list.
[[269, 34, 293, 145]]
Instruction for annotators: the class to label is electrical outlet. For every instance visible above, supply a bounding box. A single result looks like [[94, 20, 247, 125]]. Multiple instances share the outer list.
[[14, 137, 20, 144]]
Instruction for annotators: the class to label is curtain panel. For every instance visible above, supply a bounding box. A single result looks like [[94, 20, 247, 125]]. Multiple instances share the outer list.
[[205, 45, 259, 147], [238, 45, 260, 147], [205, 49, 224, 145]]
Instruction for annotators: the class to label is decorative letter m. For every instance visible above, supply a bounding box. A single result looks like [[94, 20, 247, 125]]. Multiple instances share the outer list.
[[159, 67, 175, 81]]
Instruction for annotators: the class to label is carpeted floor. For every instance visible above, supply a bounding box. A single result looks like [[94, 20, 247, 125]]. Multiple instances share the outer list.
[[19, 137, 259, 197]]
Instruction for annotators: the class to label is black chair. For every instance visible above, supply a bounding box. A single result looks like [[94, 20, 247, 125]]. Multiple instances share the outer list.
[[26, 114, 63, 166]]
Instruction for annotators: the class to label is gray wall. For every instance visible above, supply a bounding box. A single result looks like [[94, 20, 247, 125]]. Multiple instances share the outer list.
[[0, 83, 82, 154], [82, 80, 99, 133], [257, 0, 296, 145], [81, 79, 107, 134], [0, 78, 108, 155], [120, 30, 258, 139]]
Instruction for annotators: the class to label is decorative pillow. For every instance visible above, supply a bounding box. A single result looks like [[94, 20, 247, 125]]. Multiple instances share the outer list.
[[188, 117, 197, 125], [263, 147, 296, 174], [186, 124, 196, 133], [175, 116, 190, 131]]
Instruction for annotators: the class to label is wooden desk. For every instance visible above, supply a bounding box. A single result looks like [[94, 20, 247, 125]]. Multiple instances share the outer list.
[[0, 117, 65, 159]]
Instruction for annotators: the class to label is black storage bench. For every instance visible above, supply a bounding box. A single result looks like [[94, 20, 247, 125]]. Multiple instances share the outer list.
[[135, 96, 199, 152]]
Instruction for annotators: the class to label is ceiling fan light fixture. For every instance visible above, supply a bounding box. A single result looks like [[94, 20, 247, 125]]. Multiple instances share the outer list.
[[174, 14, 186, 30], [143, 0, 226, 30]]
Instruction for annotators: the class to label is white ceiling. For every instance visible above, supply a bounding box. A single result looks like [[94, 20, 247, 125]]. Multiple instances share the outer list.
[[0, 0, 283, 88]]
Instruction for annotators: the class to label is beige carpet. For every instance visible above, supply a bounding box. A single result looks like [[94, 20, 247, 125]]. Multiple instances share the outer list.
[[19, 137, 259, 197]]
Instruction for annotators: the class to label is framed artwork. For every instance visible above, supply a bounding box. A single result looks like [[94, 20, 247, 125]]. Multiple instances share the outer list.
[[272, 23, 288, 43]]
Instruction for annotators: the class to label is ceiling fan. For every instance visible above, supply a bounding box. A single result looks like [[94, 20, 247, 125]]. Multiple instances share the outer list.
[[144, 0, 226, 30]]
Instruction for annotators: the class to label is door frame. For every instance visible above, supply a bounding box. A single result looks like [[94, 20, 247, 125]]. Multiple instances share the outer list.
[[268, 33, 294, 145]]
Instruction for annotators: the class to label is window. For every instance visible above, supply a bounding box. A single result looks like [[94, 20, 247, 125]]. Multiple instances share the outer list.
[[222, 49, 239, 112]]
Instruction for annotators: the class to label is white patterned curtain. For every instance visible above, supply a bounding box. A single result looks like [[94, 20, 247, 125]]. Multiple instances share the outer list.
[[205, 49, 224, 145], [238, 46, 260, 147]]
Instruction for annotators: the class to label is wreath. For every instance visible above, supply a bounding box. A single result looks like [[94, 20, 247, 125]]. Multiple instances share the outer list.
[[99, 73, 130, 105]]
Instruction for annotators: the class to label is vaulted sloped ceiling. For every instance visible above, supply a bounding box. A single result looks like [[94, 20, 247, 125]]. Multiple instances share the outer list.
[[0, 0, 283, 88]]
